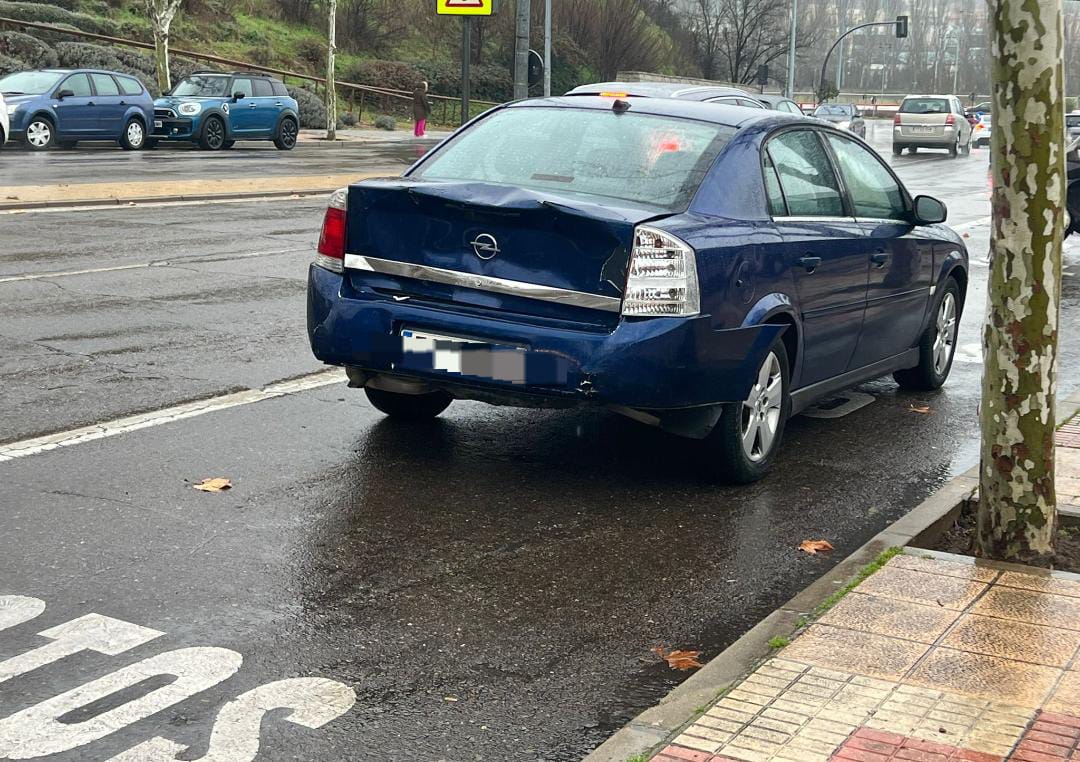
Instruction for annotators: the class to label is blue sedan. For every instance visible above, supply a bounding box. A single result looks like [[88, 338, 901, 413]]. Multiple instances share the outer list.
[[1, 68, 154, 151], [307, 96, 967, 482]]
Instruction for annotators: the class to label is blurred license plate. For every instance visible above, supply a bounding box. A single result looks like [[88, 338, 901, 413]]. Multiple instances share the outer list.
[[401, 328, 526, 383], [910, 126, 934, 134], [154, 120, 163, 128]]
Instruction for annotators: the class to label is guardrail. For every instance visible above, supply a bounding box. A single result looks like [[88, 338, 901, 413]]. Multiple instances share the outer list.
[[0, 16, 500, 125]]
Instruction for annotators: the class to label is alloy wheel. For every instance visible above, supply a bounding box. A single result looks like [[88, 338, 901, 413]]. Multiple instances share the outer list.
[[205, 119, 224, 149], [27, 121, 51, 149], [933, 292, 958, 375], [127, 121, 144, 148], [280, 119, 297, 147], [740, 351, 783, 463]]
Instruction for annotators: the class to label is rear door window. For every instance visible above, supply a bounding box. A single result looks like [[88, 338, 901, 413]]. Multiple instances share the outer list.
[[413, 107, 735, 212], [252, 79, 273, 97], [766, 130, 845, 217], [90, 74, 120, 96], [271, 80, 289, 97]]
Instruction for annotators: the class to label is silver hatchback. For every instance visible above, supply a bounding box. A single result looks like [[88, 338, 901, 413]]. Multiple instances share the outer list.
[[892, 95, 972, 157]]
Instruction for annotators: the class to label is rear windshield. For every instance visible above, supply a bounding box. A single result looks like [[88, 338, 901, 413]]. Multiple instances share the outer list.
[[1067, 115, 1080, 127], [411, 107, 734, 211], [900, 98, 950, 114], [814, 105, 851, 116]]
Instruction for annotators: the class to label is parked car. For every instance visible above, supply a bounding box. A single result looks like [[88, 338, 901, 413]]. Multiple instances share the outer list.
[[567, 82, 767, 108], [755, 93, 806, 115], [152, 71, 300, 150], [811, 103, 866, 138], [972, 113, 992, 148], [0, 68, 153, 151], [307, 96, 967, 483], [893, 95, 972, 157], [1067, 112, 1080, 142], [0, 92, 8, 149]]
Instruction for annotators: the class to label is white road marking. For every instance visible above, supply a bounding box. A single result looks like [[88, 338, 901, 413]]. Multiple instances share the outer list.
[[109, 678, 357, 761], [0, 647, 242, 759], [0, 193, 330, 216], [0, 596, 45, 632], [0, 614, 162, 685], [0, 370, 343, 463], [0, 248, 305, 284]]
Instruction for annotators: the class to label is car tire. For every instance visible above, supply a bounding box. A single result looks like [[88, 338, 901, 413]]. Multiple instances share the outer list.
[[119, 118, 146, 151], [706, 339, 791, 484], [364, 387, 452, 420], [274, 117, 298, 150], [960, 138, 971, 156], [909, 146, 918, 154], [25, 118, 55, 150], [892, 144, 903, 156], [222, 140, 235, 149], [199, 115, 226, 150], [949, 135, 960, 158], [893, 277, 961, 391], [1067, 180, 1080, 238]]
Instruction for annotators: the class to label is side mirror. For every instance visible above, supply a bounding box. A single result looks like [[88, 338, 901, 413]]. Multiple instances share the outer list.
[[233, 92, 245, 101], [912, 195, 948, 225], [56, 89, 74, 100]]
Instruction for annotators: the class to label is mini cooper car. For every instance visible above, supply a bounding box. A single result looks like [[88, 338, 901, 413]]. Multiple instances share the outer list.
[[152, 71, 300, 150], [0, 68, 154, 150], [307, 96, 967, 483]]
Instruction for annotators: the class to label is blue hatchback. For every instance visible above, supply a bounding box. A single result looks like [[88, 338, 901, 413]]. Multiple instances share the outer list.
[[0, 68, 154, 150], [307, 96, 968, 482], [152, 71, 300, 151]]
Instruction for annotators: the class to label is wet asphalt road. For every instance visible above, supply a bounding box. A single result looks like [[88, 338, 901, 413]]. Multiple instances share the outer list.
[[2, 126, 1079, 761]]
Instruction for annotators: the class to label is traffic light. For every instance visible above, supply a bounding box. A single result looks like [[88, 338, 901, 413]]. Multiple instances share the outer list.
[[757, 64, 769, 86], [896, 15, 909, 38], [528, 49, 544, 88]]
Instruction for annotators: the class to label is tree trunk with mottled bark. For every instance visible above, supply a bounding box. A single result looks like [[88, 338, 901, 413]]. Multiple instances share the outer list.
[[326, 0, 337, 140], [144, 0, 183, 94], [977, 0, 1065, 563]]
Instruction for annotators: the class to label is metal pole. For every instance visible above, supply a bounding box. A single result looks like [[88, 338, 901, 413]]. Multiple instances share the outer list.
[[786, 0, 798, 99], [952, 36, 960, 93], [461, 16, 471, 126], [513, 0, 531, 100], [544, 0, 552, 97]]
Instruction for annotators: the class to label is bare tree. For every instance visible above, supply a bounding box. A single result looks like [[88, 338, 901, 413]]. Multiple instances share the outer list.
[[143, 0, 183, 93], [690, 0, 810, 84], [558, 0, 663, 80]]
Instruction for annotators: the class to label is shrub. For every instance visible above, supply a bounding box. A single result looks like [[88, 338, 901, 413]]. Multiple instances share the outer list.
[[287, 85, 325, 129], [295, 37, 324, 68], [416, 62, 512, 103], [0, 2, 108, 34], [373, 114, 395, 131], [0, 53, 26, 78], [0, 32, 59, 68], [341, 111, 358, 127], [342, 59, 424, 93]]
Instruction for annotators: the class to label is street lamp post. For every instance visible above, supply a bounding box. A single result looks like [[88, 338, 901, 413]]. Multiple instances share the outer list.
[[786, 0, 798, 98]]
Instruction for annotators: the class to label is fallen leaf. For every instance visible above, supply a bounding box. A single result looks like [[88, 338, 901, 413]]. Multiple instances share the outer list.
[[910, 405, 932, 414], [193, 477, 232, 492], [798, 539, 835, 555], [962, 232, 971, 239], [652, 646, 703, 671]]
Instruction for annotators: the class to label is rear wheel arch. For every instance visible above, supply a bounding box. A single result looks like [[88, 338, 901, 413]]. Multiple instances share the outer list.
[[762, 311, 800, 383]]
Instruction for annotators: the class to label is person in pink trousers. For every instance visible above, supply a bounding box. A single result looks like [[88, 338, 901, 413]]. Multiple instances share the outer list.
[[413, 81, 431, 138]]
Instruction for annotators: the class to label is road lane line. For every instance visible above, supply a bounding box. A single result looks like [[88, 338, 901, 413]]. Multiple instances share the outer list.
[[0, 370, 343, 463], [0, 193, 331, 216], [0, 248, 306, 283]]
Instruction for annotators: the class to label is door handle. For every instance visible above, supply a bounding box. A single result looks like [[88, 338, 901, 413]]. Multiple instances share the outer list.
[[248, 103, 258, 108], [797, 256, 822, 273], [119, 100, 126, 105], [870, 251, 890, 267], [87, 101, 95, 106]]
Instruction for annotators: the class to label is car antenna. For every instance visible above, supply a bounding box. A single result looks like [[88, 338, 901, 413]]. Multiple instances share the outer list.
[[612, 99, 631, 114]]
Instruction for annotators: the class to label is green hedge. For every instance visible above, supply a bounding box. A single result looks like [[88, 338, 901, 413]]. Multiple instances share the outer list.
[[0, 2, 109, 34], [0, 31, 58, 68], [287, 84, 325, 129], [0, 52, 24, 77]]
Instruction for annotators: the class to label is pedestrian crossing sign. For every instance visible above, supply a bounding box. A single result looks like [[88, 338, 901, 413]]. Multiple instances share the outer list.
[[437, 0, 493, 15]]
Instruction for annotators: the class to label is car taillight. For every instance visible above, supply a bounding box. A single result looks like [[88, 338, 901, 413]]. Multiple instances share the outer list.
[[315, 187, 348, 272], [621, 226, 699, 317], [893, 113, 901, 124], [945, 114, 956, 126]]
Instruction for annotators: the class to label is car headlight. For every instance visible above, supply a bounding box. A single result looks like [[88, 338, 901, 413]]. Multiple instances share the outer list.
[[5, 103, 19, 115], [178, 102, 202, 116], [837, 120, 850, 130]]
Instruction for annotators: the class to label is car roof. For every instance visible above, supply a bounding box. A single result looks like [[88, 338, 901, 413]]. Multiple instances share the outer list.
[[25, 69, 136, 76], [508, 94, 803, 129], [565, 81, 756, 101], [755, 93, 797, 105], [189, 71, 279, 78], [902, 94, 955, 100]]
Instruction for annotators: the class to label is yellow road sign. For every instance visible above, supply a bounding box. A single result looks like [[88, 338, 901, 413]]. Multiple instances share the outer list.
[[437, 0, 493, 15]]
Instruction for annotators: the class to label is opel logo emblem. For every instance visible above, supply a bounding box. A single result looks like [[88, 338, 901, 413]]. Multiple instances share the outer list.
[[471, 233, 500, 260]]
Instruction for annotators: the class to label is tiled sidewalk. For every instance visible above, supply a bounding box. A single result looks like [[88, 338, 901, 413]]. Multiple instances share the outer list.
[[654, 553, 1080, 762]]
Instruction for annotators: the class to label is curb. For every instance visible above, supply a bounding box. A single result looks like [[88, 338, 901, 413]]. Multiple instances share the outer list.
[[585, 389, 1080, 762], [0, 188, 337, 211]]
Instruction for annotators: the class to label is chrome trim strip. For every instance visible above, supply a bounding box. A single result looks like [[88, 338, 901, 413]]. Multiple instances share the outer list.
[[343, 254, 623, 313], [773, 216, 858, 223]]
